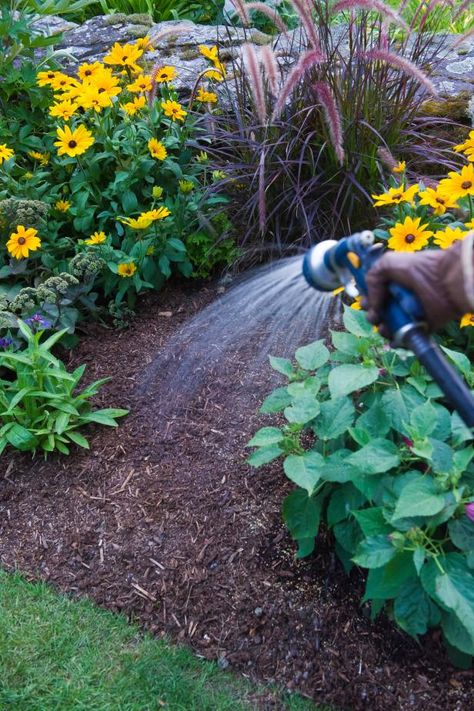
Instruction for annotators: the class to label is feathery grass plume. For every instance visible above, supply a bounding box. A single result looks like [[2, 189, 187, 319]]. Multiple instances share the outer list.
[[454, 0, 472, 18], [260, 45, 280, 95], [149, 22, 194, 46], [376, 146, 397, 171], [258, 149, 266, 234], [362, 49, 438, 96], [331, 0, 409, 32], [271, 48, 325, 120], [313, 81, 344, 166], [289, 0, 321, 50], [242, 43, 267, 123], [230, 0, 251, 25], [244, 3, 290, 35]]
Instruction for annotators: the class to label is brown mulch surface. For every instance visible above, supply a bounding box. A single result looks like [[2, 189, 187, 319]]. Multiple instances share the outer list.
[[1, 282, 473, 711]]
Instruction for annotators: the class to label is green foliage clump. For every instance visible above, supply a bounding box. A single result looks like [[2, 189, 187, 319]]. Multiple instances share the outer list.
[[0, 320, 127, 455], [248, 305, 474, 667]]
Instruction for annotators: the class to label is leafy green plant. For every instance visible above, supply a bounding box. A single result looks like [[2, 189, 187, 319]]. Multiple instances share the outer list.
[[248, 304, 474, 667], [0, 320, 127, 455]]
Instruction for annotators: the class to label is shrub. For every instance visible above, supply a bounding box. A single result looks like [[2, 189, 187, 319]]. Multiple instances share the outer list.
[[0, 320, 127, 455]]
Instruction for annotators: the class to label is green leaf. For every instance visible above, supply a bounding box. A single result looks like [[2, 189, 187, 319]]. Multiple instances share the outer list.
[[247, 427, 284, 447], [320, 449, 361, 483], [352, 535, 397, 569], [331, 330, 361, 356], [441, 346, 472, 379], [247, 444, 282, 467], [295, 339, 330, 371], [449, 517, 474, 551], [353, 508, 392, 537], [333, 519, 362, 554], [364, 551, 415, 601], [269, 356, 293, 377], [326, 483, 367, 526], [121, 189, 138, 213], [436, 569, 474, 644], [429, 438, 454, 474], [283, 452, 324, 495], [346, 439, 400, 474], [356, 400, 390, 438], [296, 537, 315, 558], [391, 476, 445, 522], [40, 328, 69, 352], [328, 364, 379, 398], [79, 409, 126, 426], [342, 305, 374, 336], [5, 424, 38, 451], [259, 387, 292, 413], [442, 611, 474, 656], [413, 547, 426, 575], [314, 396, 355, 440], [394, 578, 433, 637], [284, 395, 320, 424], [54, 411, 70, 435], [282, 489, 321, 541], [410, 401, 438, 438], [66, 430, 90, 449]]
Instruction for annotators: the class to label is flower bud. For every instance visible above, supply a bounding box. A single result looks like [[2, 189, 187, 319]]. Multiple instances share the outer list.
[[465, 502, 474, 522]]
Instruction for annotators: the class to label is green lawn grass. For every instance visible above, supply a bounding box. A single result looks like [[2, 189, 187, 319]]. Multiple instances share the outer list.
[[0, 570, 320, 711]]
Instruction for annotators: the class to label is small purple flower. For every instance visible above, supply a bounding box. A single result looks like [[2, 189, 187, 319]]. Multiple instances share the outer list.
[[379, 368, 388, 377], [0, 336, 13, 349], [465, 503, 474, 523], [402, 436, 414, 449], [25, 313, 52, 330]]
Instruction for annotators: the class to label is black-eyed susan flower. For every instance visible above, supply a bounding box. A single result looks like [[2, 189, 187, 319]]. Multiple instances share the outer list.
[[154, 66, 177, 83], [6, 225, 41, 259], [78, 61, 104, 81], [460, 313, 474, 328], [387, 216, 433, 252], [199, 45, 219, 62], [196, 87, 218, 104], [136, 36, 153, 52], [54, 125, 95, 157], [118, 213, 154, 229], [120, 95, 146, 116], [127, 74, 153, 93], [117, 262, 137, 277], [103, 42, 143, 72], [55, 199, 71, 212], [161, 99, 187, 122], [432, 226, 468, 249], [85, 231, 107, 245], [50, 73, 80, 92], [37, 70, 59, 87], [49, 99, 78, 120], [439, 164, 474, 201], [0, 144, 14, 165], [76, 84, 113, 112], [142, 207, 171, 222], [392, 161, 406, 174], [418, 187, 459, 216], [371, 184, 418, 207], [148, 138, 167, 160], [453, 130, 474, 161], [28, 150, 50, 166], [86, 67, 121, 98]]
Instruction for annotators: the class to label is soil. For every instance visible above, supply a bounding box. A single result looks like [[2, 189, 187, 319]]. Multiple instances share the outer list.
[[1, 282, 473, 711]]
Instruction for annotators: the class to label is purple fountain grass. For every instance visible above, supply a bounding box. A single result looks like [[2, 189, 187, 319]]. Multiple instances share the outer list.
[[289, 0, 321, 50], [454, 0, 472, 18], [331, 0, 409, 32], [361, 48, 438, 96], [242, 43, 267, 124], [313, 81, 345, 166], [453, 26, 474, 47], [244, 3, 290, 35], [230, 0, 251, 24], [260, 45, 281, 95], [271, 48, 326, 121], [258, 149, 266, 234]]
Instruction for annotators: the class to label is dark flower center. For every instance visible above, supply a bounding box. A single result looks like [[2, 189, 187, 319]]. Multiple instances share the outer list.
[[393, 193, 402, 200], [436, 197, 445, 204], [68, 140, 77, 148], [405, 234, 416, 244], [122, 55, 129, 62], [18, 237, 26, 245], [85, 70, 92, 76], [461, 181, 472, 190], [98, 87, 105, 93]]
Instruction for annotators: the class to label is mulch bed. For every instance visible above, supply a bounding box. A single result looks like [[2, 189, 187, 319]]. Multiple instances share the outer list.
[[1, 281, 473, 711]]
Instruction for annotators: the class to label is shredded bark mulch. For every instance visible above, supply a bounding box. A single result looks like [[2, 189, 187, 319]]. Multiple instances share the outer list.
[[1, 282, 473, 711]]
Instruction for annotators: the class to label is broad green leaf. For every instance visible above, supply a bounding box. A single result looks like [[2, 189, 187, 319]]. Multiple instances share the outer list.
[[394, 578, 433, 637], [330, 330, 361, 356], [353, 508, 392, 537], [54, 411, 70, 435], [269, 356, 293, 377], [442, 611, 474, 656], [391, 476, 445, 522], [429, 438, 453, 474], [356, 400, 390, 437], [342, 305, 373, 336], [451, 412, 473, 445], [333, 519, 362, 554], [352, 535, 397, 569], [282, 489, 321, 541], [441, 346, 472, 379], [247, 444, 282, 467], [328, 364, 379, 398], [327, 483, 367, 526], [436, 568, 474, 643], [66, 431, 90, 449], [295, 339, 329, 371], [296, 537, 315, 559], [284, 394, 320, 424], [413, 547, 426, 575], [40, 328, 69, 352], [410, 401, 438, 438], [247, 427, 284, 447], [346, 439, 400, 474], [320, 449, 361, 484], [283, 452, 324, 495], [5, 424, 38, 451], [259, 387, 292, 414], [449, 517, 474, 552], [315, 396, 355, 440], [364, 551, 415, 601]]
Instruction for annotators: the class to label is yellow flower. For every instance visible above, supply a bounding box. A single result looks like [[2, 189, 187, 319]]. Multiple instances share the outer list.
[[37, 70, 59, 87], [127, 74, 153, 93], [87, 67, 121, 98], [453, 130, 474, 161], [371, 184, 418, 207], [195, 151, 208, 163], [85, 231, 107, 245], [75, 84, 113, 112], [204, 63, 226, 82], [118, 214, 154, 229], [103, 42, 143, 71], [77, 62, 104, 81], [161, 99, 187, 122], [0, 144, 14, 165], [50, 73, 80, 92], [199, 45, 219, 62], [392, 161, 406, 174], [142, 207, 171, 222], [439, 164, 474, 201], [117, 262, 137, 277], [135, 36, 153, 52], [212, 170, 226, 181], [466, 219, 474, 230], [146, 245, 155, 256], [49, 99, 78, 120], [460, 313, 474, 328], [54, 125, 95, 158], [22, 172, 34, 180], [120, 95, 146, 116], [179, 180, 194, 193], [55, 199, 71, 212], [350, 296, 362, 310], [6, 225, 41, 259], [152, 186, 163, 199], [148, 138, 167, 160], [432, 226, 468, 249], [388, 216, 433, 252], [28, 150, 49, 166], [154, 66, 177, 83], [196, 87, 218, 104], [418, 187, 459, 216]]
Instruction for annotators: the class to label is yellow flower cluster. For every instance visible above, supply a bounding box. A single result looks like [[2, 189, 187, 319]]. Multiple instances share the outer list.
[[199, 45, 226, 82], [118, 207, 171, 230]]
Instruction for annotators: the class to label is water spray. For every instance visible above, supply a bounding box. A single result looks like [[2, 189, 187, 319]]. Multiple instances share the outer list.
[[303, 231, 474, 428]]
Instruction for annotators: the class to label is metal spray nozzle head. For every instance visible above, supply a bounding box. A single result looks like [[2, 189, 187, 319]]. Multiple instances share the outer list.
[[302, 240, 343, 291]]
